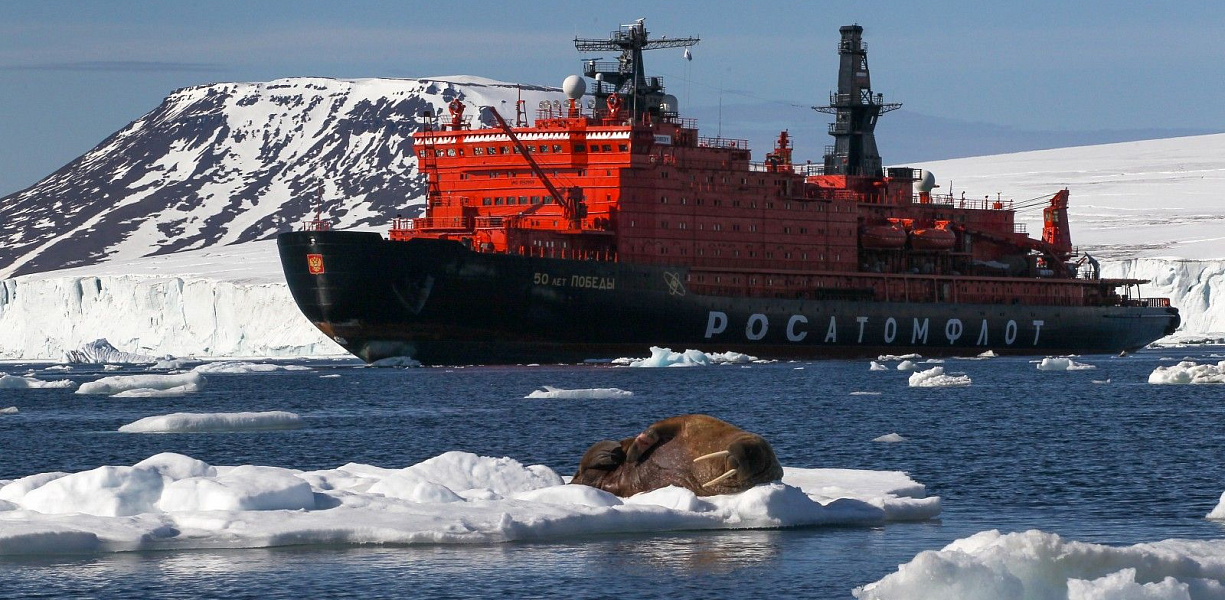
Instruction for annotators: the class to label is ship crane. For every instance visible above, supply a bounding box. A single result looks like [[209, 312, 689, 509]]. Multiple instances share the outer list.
[[574, 19, 698, 120], [485, 107, 586, 229]]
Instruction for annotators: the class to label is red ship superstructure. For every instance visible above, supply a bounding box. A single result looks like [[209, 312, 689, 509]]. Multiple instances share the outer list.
[[278, 21, 1178, 364], [399, 22, 1128, 308]]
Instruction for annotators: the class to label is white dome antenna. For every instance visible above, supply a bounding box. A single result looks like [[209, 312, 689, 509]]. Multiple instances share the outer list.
[[562, 75, 586, 100]]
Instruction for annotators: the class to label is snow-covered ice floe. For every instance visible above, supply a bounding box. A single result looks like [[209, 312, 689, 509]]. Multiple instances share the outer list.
[[192, 361, 311, 374], [878, 354, 922, 361], [908, 367, 971, 387], [0, 374, 76, 390], [76, 372, 205, 396], [614, 346, 760, 367], [119, 411, 302, 433], [1036, 357, 1097, 371], [1149, 360, 1225, 384], [62, 338, 156, 364], [869, 361, 888, 371], [854, 529, 1225, 600], [0, 452, 939, 555], [897, 360, 918, 371], [873, 433, 907, 443], [1, 407, 17, 415], [524, 386, 634, 399]]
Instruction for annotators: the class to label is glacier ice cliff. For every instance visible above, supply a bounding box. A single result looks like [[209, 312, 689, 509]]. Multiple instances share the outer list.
[[1102, 258, 1225, 342]]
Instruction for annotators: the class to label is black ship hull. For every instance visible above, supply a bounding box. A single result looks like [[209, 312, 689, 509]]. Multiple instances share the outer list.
[[278, 231, 1181, 365]]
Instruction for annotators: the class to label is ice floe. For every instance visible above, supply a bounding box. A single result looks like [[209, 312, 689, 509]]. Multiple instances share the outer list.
[[0, 374, 76, 390], [1036, 357, 1097, 371], [524, 386, 634, 399], [62, 338, 156, 364], [873, 433, 907, 443], [855, 529, 1225, 600], [614, 346, 760, 367], [897, 360, 918, 371], [878, 354, 922, 361], [192, 361, 311, 374], [1, 407, 17, 415], [76, 372, 206, 395], [1148, 360, 1225, 384], [0, 452, 939, 555], [118, 411, 303, 433], [869, 361, 888, 371], [908, 366, 971, 387]]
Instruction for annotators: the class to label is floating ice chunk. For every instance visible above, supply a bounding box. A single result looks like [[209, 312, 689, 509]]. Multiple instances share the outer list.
[[525, 386, 634, 399], [850, 391, 882, 396], [367, 356, 422, 368], [870, 361, 888, 371], [152, 358, 193, 370], [616, 346, 759, 367], [193, 361, 310, 373], [119, 411, 303, 433], [878, 354, 922, 361], [897, 360, 918, 371], [0, 374, 76, 390], [854, 529, 1225, 600], [320, 374, 341, 378], [43, 365, 71, 371], [873, 433, 907, 443], [908, 366, 971, 387], [0, 407, 17, 414], [76, 372, 206, 395], [63, 338, 156, 364], [978, 350, 998, 358], [102, 364, 123, 372], [1149, 360, 1225, 384], [1037, 357, 1097, 371], [0, 454, 937, 556], [113, 386, 199, 397]]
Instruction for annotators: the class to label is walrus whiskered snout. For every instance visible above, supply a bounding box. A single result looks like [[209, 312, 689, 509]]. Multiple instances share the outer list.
[[693, 435, 783, 490]]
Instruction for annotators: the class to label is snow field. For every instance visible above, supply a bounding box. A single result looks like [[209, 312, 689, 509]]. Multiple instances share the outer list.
[[0, 452, 940, 555]]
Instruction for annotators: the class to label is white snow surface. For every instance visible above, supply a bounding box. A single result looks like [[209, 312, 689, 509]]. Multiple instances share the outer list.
[[855, 529, 1225, 600], [0, 374, 76, 390], [76, 372, 206, 396], [1148, 361, 1225, 384], [0, 452, 939, 555], [1037, 357, 1098, 371], [614, 346, 761, 367], [908, 367, 972, 387], [524, 386, 634, 399], [118, 411, 302, 433]]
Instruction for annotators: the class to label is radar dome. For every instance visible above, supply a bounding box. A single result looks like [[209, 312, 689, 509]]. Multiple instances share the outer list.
[[660, 94, 679, 114], [913, 170, 937, 194], [563, 75, 586, 99]]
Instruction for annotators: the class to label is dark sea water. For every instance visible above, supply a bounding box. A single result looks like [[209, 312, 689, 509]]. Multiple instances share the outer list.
[[2, 348, 1225, 599]]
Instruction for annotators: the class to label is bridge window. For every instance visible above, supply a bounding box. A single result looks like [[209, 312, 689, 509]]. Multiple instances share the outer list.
[[487, 146, 497, 154], [619, 144, 628, 151], [472, 147, 483, 156], [602, 144, 612, 152], [575, 144, 586, 152], [530, 196, 540, 204], [589, 145, 600, 153], [661, 196, 668, 204], [418, 150, 426, 157], [500, 146, 509, 154], [494, 197, 504, 205], [482, 197, 491, 206], [749, 225, 757, 232], [518, 196, 528, 204]]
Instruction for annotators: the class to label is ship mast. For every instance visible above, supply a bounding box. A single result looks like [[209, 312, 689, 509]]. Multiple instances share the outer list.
[[815, 25, 900, 177], [574, 19, 698, 121]]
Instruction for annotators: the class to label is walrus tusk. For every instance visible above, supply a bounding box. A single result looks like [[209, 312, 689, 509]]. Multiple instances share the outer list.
[[701, 468, 738, 488], [692, 450, 731, 463]]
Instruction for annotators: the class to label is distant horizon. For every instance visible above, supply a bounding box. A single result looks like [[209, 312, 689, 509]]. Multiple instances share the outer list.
[[3, 1, 1224, 196]]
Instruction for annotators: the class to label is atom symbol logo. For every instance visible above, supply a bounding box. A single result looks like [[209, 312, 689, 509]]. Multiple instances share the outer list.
[[664, 272, 686, 296]]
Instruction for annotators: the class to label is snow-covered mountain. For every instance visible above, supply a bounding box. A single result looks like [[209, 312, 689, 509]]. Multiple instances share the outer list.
[[0, 76, 564, 279]]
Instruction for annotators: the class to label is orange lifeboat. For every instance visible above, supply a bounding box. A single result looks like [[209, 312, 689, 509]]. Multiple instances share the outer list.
[[910, 221, 956, 251], [860, 222, 907, 249]]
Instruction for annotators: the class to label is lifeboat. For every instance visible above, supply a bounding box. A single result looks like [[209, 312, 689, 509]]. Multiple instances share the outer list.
[[909, 222, 956, 251], [860, 222, 907, 249]]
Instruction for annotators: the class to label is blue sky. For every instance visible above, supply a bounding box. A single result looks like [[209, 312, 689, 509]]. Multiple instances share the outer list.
[[1, 0, 1223, 196]]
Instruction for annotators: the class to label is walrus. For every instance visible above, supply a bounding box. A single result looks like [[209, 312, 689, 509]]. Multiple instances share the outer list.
[[570, 414, 784, 497]]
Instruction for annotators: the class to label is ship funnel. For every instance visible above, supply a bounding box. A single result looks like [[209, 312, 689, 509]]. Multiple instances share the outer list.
[[563, 75, 587, 99]]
